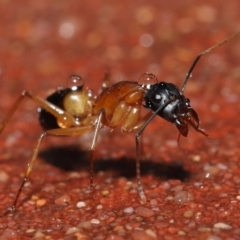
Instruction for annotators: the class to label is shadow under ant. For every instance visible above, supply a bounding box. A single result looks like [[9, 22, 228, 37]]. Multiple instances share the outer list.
[[39, 145, 190, 182]]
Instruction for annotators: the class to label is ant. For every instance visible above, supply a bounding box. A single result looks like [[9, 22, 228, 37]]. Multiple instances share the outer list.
[[0, 31, 239, 215]]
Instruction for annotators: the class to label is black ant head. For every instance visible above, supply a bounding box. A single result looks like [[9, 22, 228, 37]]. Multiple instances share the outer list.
[[144, 81, 200, 137], [141, 32, 240, 138]]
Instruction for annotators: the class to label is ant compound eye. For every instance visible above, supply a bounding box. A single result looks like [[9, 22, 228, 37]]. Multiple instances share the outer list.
[[68, 74, 84, 90], [138, 72, 158, 89]]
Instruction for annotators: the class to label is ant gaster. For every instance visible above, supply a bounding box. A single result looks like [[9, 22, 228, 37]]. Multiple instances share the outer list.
[[1, 31, 239, 214]]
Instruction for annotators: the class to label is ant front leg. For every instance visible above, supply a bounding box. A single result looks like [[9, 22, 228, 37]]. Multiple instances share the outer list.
[[135, 99, 175, 203], [3, 124, 96, 215]]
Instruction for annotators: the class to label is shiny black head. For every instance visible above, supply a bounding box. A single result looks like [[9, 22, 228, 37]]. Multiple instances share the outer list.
[[144, 82, 202, 137]]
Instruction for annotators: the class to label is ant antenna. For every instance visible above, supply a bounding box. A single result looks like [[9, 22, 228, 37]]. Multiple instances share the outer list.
[[181, 30, 240, 93]]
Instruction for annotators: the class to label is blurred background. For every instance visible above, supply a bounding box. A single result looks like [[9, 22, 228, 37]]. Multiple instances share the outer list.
[[0, 0, 239, 92]]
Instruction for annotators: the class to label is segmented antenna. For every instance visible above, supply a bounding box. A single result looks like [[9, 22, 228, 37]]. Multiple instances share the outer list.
[[181, 31, 240, 93]]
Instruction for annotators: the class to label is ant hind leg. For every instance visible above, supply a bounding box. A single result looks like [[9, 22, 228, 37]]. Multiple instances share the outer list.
[[2, 124, 95, 215]]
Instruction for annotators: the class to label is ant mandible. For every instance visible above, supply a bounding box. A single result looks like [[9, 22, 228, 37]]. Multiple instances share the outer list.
[[1, 30, 239, 215]]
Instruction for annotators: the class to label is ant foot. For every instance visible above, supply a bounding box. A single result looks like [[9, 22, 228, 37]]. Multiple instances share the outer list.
[[139, 189, 147, 203]]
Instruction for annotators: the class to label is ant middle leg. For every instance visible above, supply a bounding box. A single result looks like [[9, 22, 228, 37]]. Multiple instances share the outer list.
[[87, 109, 106, 194]]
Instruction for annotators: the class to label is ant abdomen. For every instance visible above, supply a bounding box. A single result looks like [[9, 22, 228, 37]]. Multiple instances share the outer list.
[[39, 75, 95, 131], [38, 88, 73, 130]]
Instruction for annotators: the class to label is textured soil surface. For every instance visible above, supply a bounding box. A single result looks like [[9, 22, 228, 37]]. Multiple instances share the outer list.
[[0, 1, 240, 239]]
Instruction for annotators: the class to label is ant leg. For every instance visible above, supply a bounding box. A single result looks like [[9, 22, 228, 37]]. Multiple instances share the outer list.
[[135, 132, 146, 203], [0, 92, 26, 134], [135, 99, 175, 203], [33, 124, 102, 192], [2, 125, 95, 215], [89, 109, 105, 192], [3, 132, 46, 215], [41, 110, 105, 193], [135, 112, 160, 203], [0, 90, 76, 135]]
